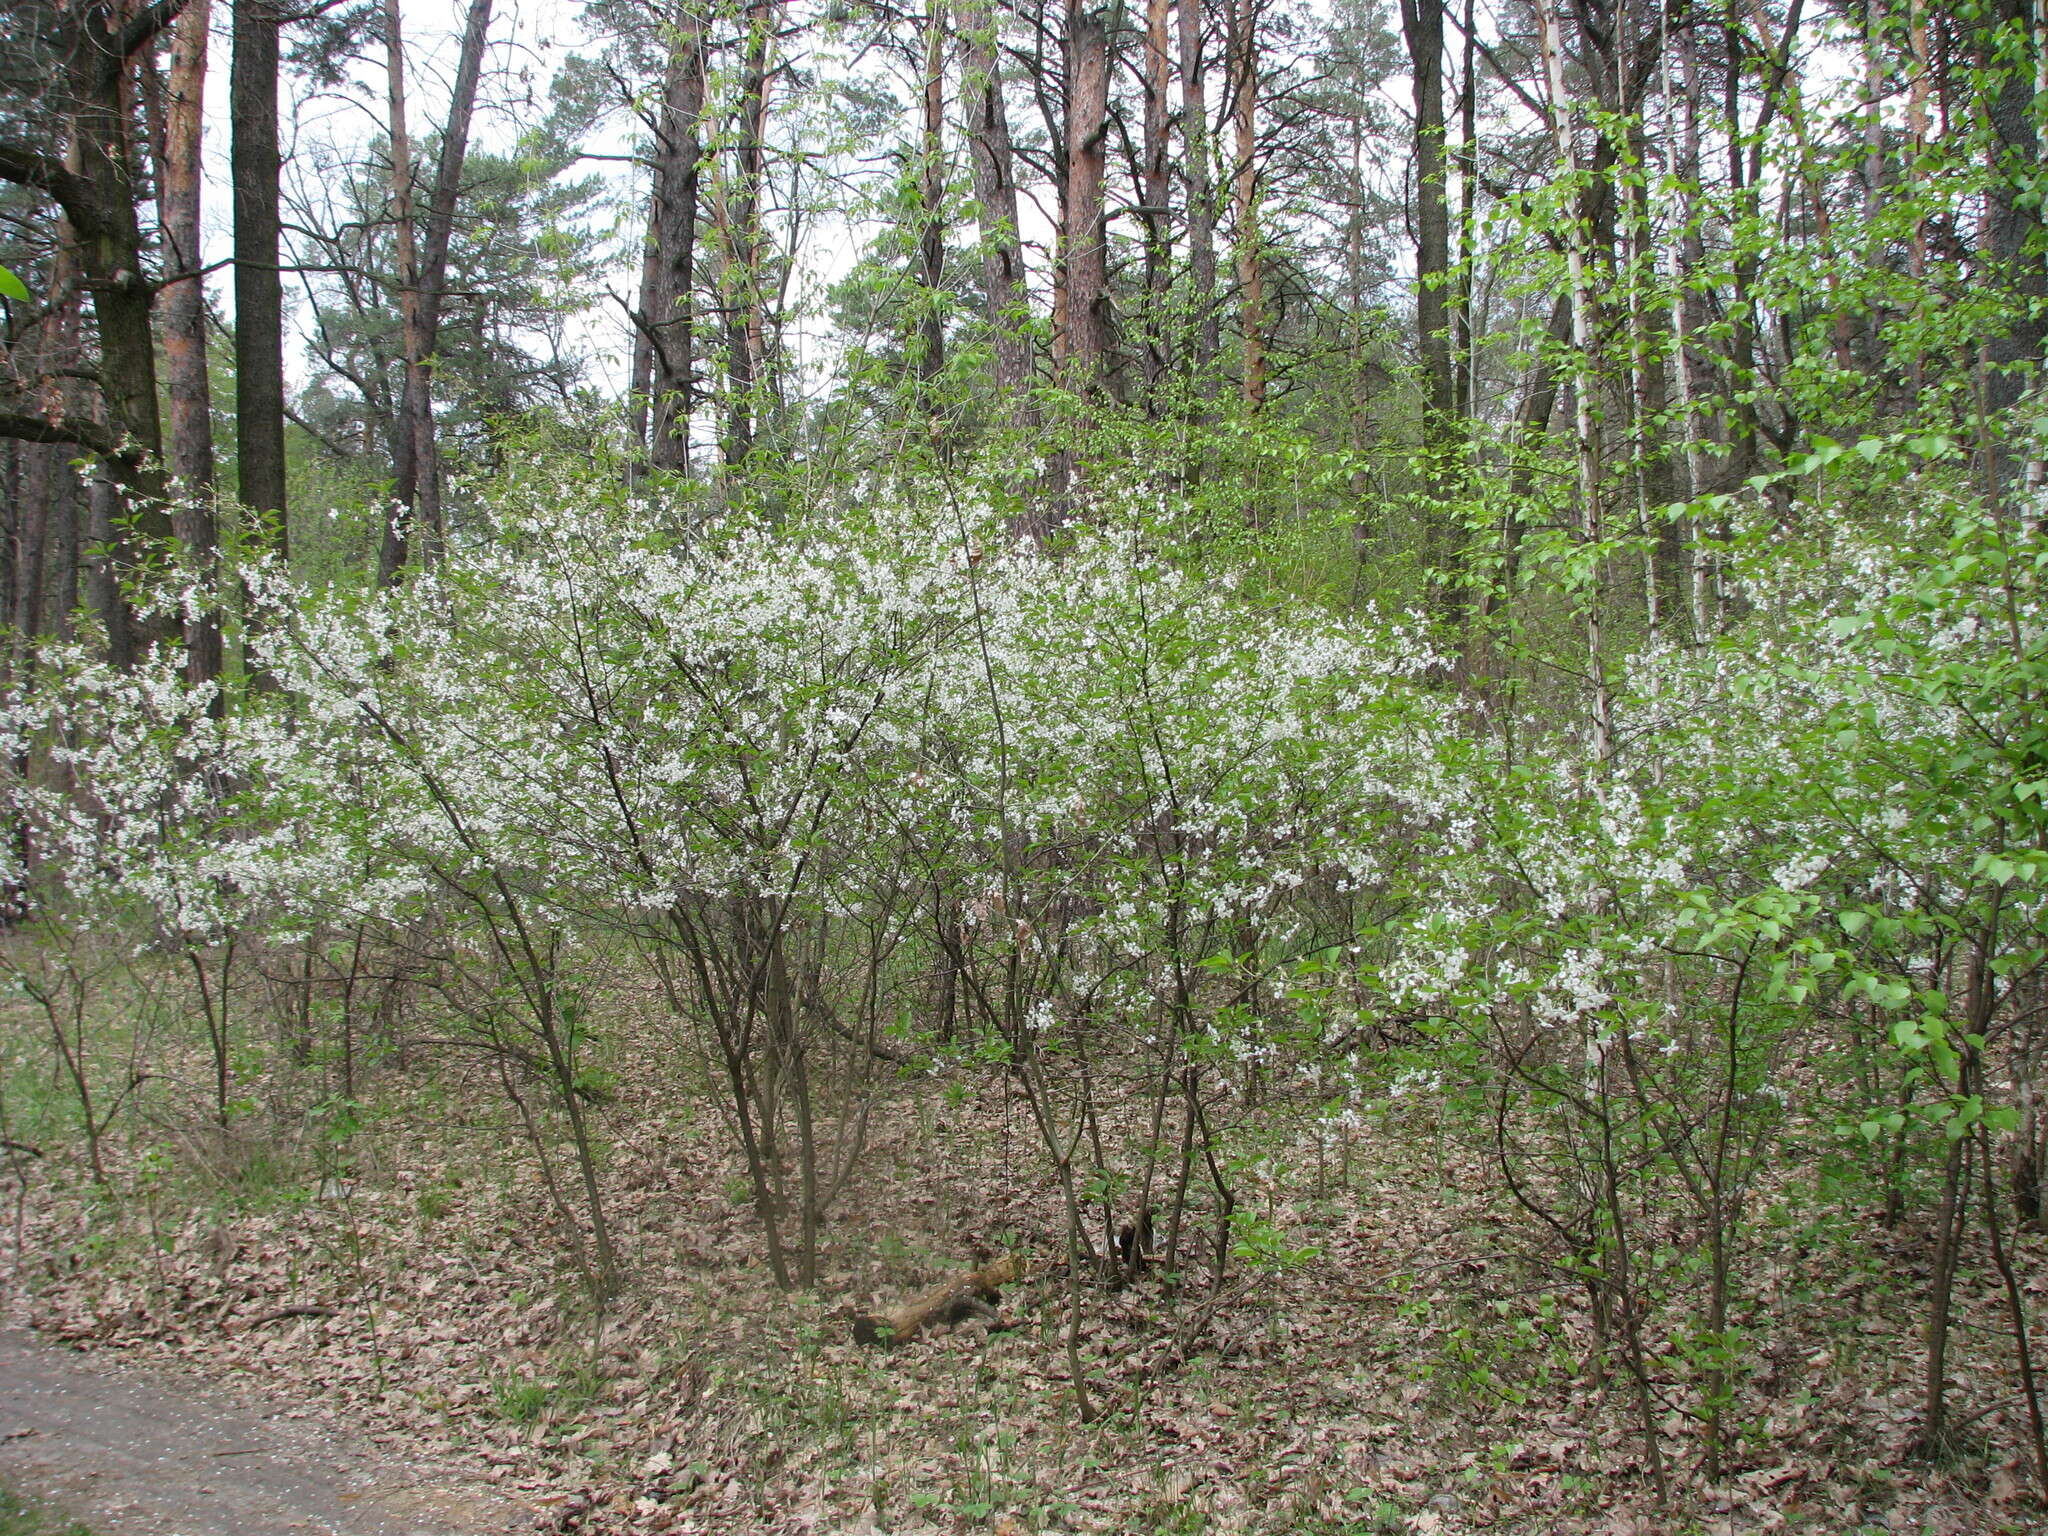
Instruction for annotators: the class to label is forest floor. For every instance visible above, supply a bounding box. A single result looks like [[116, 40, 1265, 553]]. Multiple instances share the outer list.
[[1, 1026, 2038, 1536]]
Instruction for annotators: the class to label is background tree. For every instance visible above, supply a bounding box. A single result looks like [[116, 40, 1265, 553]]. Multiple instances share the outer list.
[[234, 0, 290, 556]]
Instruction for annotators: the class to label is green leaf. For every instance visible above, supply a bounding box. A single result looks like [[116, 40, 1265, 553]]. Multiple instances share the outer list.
[[0, 265, 29, 304]]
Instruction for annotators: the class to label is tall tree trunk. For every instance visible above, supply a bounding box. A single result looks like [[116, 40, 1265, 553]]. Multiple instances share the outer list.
[[1059, 2, 1110, 393], [379, 0, 422, 581], [1178, 0, 1218, 389], [412, 0, 493, 552], [916, 2, 949, 389], [85, 471, 127, 660], [11, 442, 51, 670], [49, 463, 81, 646], [232, 0, 288, 555], [160, 0, 220, 690], [0, 0, 188, 606], [1451, 0, 1475, 421], [43, 260, 83, 649], [1227, 0, 1262, 408], [1903, 0, 1930, 398], [11, 239, 84, 663], [959, 0, 1035, 419], [647, 7, 706, 474], [69, 3, 174, 666], [160, 0, 213, 499], [1665, 8, 1708, 635], [1400, 0, 1452, 450], [2, 447, 16, 657], [0, 1, 190, 646], [1139, 0, 1173, 393], [720, 0, 775, 475], [385, 0, 493, 579], [628, 210, 659, 458]]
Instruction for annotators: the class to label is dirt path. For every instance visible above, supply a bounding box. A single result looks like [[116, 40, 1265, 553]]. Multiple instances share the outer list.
[[0, 1331, 528, 1536]]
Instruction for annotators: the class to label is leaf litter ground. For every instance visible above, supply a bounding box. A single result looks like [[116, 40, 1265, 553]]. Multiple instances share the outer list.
[[2, 1023, 2036, 1536]]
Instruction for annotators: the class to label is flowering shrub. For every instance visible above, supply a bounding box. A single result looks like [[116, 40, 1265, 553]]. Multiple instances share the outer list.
[[4, 454, 2045, 1482]]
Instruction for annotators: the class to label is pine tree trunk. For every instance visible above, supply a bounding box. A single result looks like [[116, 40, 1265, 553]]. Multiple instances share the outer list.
[[12, 252, 85, 664], [916, 4, 948, 388], [628, 209, 659, 458], [387, 0, 493, 577], [1060, 3, 1110, 393], [1228, 0, 1261, 408], [10, 444, 50, 669], [958, 0, 1034, 418], [380, 0, 422, 581], [1139, 0, 1173, 392], [1179, 0, 1218, 388], [721, 0, 776, 475], [1400, 0, 1451, 446], [647, 10, 706, 474], [232, 0, 289, 554], [72, 3, 173, 666], [160, 0, 220, 690], [1452, 0, 1475, 421]]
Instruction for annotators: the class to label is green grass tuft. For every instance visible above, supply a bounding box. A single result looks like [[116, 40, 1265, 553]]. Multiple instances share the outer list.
[[0, 1486, 96, 1536]]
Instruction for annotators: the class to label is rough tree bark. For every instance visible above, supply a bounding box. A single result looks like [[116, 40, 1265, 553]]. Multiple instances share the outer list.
[[644, 5, 706, 473], [1228, 0, 1262, 408], [916, 2, 948, 388], [379, 0, 422, 575], [232, 0, 288, 556], [1059, 2, 1110, 393], [1139, 0, 1173, 392], [628, 207, 659, 457], [1401, 0, 1451, 448], [1179, 0, 1219, 389], [160, 0, 214, 498], [160, 0, 220, 689], [10, 440, 52, 667], [720, 0, 776, 475], [0, 1, 189, 665], [5, 264, 83, 665], [958, 0, 1035, 420]]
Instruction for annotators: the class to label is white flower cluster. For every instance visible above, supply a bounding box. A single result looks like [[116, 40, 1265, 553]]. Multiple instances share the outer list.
[[2, 486, 1460, 1060], [6, 472, 2033, 1129]]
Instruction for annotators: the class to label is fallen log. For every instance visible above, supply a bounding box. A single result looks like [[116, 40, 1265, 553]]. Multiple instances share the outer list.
[[851, 1253, 1026, 1346], [239, 1303, 340, 1329]]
